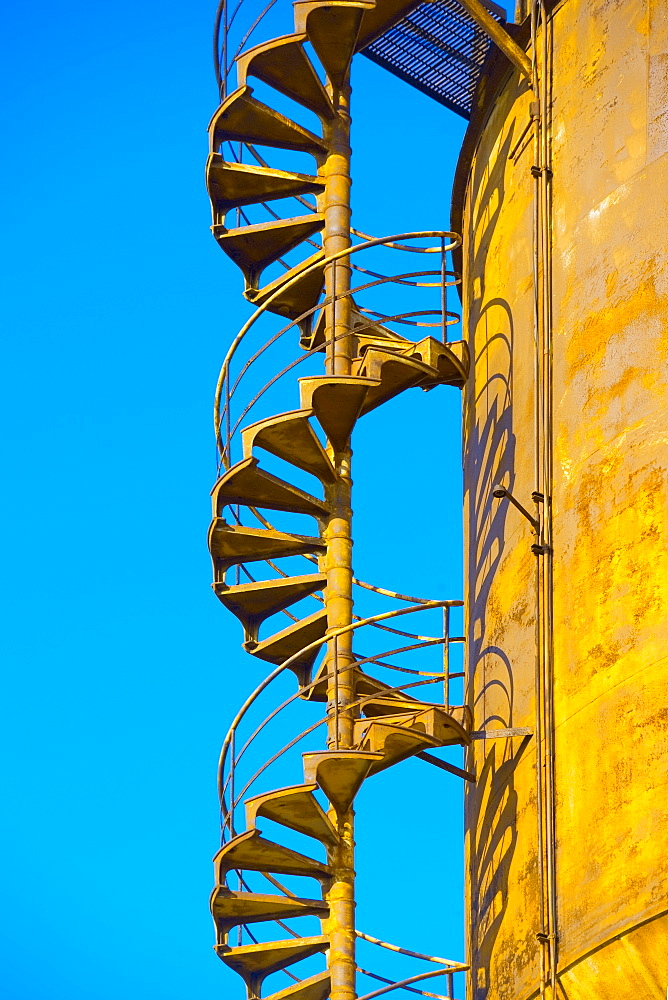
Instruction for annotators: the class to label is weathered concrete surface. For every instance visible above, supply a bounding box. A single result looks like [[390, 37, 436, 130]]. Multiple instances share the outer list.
[[460, 1, 668, 998]]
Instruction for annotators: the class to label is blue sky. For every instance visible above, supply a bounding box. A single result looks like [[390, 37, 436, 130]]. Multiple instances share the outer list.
[[0, 2, 499, 997]]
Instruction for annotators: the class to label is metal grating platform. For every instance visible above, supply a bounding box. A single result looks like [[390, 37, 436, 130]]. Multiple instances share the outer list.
[[361, 0, 507, 120]]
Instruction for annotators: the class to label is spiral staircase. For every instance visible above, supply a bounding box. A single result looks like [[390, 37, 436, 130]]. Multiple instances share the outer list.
[[205, 2, 472, 999]]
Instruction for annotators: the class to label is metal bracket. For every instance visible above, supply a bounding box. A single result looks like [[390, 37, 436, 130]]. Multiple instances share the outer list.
[[454, 0, 533, 80], [492, 484, 540, 530], [416, 751, 476, 782], [470, 726, 533, 739]]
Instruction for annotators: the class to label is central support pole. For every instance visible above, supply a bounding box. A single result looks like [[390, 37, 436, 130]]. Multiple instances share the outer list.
[[323, 84, 353, 378], [321, 79, 357, 1000]]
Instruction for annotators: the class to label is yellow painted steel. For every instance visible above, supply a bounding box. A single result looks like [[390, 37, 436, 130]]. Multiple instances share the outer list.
[[319, 40, 357, 1000], [459, 1, 668, 998]]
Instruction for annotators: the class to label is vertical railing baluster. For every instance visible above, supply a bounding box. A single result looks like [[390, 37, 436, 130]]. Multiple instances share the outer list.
[[225, 368, 231, 467], [222, 0, 228, 100], [443, 605, 450, 709], [333, 632, 340, 751], [229, 729, 235, 839], [441, 236, 447, 344]]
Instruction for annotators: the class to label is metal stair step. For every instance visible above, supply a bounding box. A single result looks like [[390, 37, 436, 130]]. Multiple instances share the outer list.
[[404, 706, 471, 746], [211, 214, 325, 292], [303, 749, 384, 814], [355, 348, 438, 414], [206, 154, 324, 220], [353, 704, 472, 776], [246, 250, 325, 323], [236, 33, 335, 120], [304, 661, 414, 705], [355, 720, 442, 775], [265, 971, 331, 1000], [245, 782, 339, 846], [215, 935, 329, 993], [212, 456, 331, 518], [303, 305, 411, 353], [212, 574, 326, 643], [299, 375, 380, 451], [211, 889, 328, 938], [354, 705, 470, 742], [359, 694, 422, 718], [209, 520, 326, 575], [242, 409, 337, 484], [209, 85, 328, 155], [246, 608, 329, 686], [214, 829, 331, 882], [400, 336, 469, 388], [294, 0, 375, 89]]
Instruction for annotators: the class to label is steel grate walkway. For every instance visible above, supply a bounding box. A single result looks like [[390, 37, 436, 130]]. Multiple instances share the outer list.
[[361, 0, 506, 119]]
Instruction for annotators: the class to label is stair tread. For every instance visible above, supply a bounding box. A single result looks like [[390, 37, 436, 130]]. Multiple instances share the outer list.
[[265, 971, 331, 1000], [294, 1, 374, 89], [209, 85, 328, 154], [299, 375, 380, 451], [246, 783, 339, 846], [304, 304, 411, 353], [247, 250, 325, 322], [247, 608, 328, 685], [211, 888, 328, 937], [360, 695, 422, 717], [212, 456, 331, 517], [359, 721, 442, 776], [216, 934, 329, 982], [214, 828, 330, 881], [355, 708, 470, 776], [213, 574, 326, 641], [212, 214, 325, 291], [400, 336, 469, 386], [305, 661, 417, 704], [355, 341, 469, 413], [206, 154, 324, 219], [303, 749, 384, 813], [356, 351, 437, 414], [237, 32, 334, 119], [209, 520, 326, 575], [243, 408, 337, 484]]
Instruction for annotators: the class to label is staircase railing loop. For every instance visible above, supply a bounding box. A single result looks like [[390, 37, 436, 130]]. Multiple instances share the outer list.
[[218, 598, 465, 836], [214, 230, 462, 466]]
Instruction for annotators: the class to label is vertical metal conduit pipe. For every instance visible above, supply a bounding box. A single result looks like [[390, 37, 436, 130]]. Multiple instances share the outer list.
[[530, 7, 547, 996], [531, 2, 557, 996], [539, 2, 558, 992]]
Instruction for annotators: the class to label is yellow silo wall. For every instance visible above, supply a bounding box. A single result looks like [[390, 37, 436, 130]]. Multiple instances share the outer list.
[[460, 1, 668, 998]]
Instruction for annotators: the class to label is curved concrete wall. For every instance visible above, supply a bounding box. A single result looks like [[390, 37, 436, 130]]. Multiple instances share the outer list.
[[459, 2, 668, 998]]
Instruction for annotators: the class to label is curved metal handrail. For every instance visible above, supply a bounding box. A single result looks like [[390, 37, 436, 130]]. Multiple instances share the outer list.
[[215, 0, 281, 97], [355, 966, 450, 1000], [222, 501, 448, 638], [356, 967, 467, 1000], [221, 268, 460, 463], [221, 667, 459, 810], [223, 637, 451, 796], [218, 599, 464, 831], [213, 231, 461, 462], [223, 266, 460, 418], [226, 675, 466, 831], [355, 931, 466, 967], [351, 263, 460, 288], [356, 307, 460, 328]]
